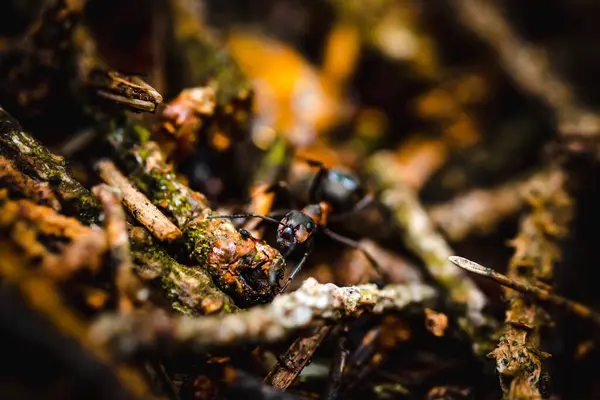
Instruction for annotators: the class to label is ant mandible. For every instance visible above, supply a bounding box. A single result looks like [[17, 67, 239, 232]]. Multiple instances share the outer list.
[[207, 158, 382, 293]]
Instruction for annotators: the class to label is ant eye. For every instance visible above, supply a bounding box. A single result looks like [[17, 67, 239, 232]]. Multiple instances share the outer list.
[[306, 222, 313, 230]]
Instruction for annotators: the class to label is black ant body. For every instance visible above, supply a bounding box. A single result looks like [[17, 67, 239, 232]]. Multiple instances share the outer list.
[[208, 159, 380, 292]]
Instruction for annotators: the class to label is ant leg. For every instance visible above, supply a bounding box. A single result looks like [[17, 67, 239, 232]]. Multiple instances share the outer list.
[[265, 180, 297, 209], [322, 227, 385, 280], [206, 213, 282, 225], [328, 194, 375, 222], [279, 245, 312, 293], [268, 242, 295, 287], [303, 158, 329, 203]]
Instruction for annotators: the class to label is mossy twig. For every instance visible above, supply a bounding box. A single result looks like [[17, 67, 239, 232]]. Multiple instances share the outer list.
[[129, 226, 238, 316], [367, 151, 493, 354], [0, 106, 101, 224], [108, 122, 284, 306]]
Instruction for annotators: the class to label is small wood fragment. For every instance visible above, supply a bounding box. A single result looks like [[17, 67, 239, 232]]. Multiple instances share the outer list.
[[97, 159, 182, 242]]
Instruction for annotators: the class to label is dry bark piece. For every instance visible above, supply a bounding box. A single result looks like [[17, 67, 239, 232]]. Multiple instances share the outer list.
[[97, 160, 182, 242], [0, 189, 107, 280], [265, 325, 333, 390], [0, 154, 61, 210], [153, 86, 217, 160], [89, 277, 436, 360]]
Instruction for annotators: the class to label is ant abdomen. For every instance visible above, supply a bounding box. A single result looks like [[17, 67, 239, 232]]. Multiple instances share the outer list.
[[316, 169, 366, 214]]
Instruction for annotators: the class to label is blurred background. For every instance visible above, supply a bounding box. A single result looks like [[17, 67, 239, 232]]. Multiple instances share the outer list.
[[3, 0, 600, 399]]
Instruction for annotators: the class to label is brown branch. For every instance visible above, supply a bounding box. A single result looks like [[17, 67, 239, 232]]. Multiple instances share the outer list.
[[96, 159, 182, 242], [265, 325, 333, 390], [89, 277, 436, 360], [367, 151, 493, 354], [428, 169, 548, 241], [453, 0, 600, 138], [449, 256, 600, 327], [485, 168, 572, 399]]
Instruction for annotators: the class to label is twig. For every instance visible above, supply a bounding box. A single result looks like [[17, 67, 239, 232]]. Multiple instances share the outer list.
[[0, 106, 101, 224], [0, 190, 107, 280], [265, 325, 333, 390], [324, 325, 349, 400], [93, 184, 145, 314], [96, 159, 182, 242], [89, 277, 436, 360], [107, 122, 284, 306], [453, 0, 600, 138], [224, 368, 302, 400], [429, 169, 548, 241], [129, 226, 239, 316], [449, 256, 600, 326], [367, 151, 492, 353], [487, 168, 571, 399]]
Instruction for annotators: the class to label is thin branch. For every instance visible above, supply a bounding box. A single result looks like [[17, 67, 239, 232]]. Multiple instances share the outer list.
[[265, 325, 333, 390], [97, 160, 182, 242], [453, 0, 600, 138], [449, 256, 600, 326], [89, 277, 436, 360], [429, 169, 548, 241]]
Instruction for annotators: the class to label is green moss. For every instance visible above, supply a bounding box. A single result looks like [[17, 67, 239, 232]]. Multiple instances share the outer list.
[[0, 109, 101, 225]]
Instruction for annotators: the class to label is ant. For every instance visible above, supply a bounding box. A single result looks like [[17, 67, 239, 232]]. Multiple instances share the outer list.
[[207, 159, 382, 293]]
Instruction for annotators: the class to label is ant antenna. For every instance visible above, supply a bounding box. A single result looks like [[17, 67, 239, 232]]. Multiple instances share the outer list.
[[206, 213, 283, 226], [322, 227, 385, 280]]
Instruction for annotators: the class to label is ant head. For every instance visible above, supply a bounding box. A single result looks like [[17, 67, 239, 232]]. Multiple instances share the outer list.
[[276, 210, 316, 254]]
